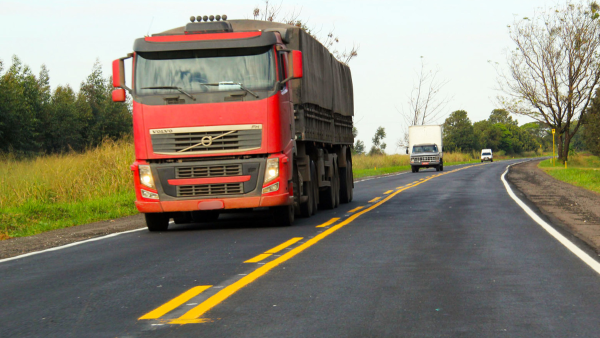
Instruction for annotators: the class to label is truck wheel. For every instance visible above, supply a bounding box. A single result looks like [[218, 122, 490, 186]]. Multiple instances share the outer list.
[[320, 177, 335, 210], [272, 204, 294, 226], [191, 210, 219, 223], [145, 213, 170, 232], [436, 165, 440, 172], [440, 164, 444, 171], [311, 161, 319, 215], [334, 164, 340, 208], [340, 159, 353, 204], [300, 161, 315, 217], [491, 159, 493, 162]]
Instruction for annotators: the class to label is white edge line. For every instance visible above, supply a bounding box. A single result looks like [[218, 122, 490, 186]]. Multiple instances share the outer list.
[[0, 227, 147, 264], [501, 162, 600, 275]]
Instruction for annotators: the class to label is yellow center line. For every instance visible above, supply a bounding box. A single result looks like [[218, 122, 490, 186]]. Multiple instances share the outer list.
[[368, 197, 381, 203], [244, 237, 304, 263], [265, 237, 304, 254], [383, 190, 393, 194], [244, 253, 272, 263], [148, 163, 485, 325], [316, 218, 340, 228], [348, 206, 364, 213], [139, 285, 212, 320]]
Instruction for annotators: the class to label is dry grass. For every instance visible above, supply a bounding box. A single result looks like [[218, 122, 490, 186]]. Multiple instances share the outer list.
[[0, 138, 136, 238], [0, 138, 134, 209]]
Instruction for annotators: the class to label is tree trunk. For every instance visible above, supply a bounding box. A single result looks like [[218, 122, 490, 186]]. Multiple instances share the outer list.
[[557, 133, 563, 161], [562, 132, 572, 162]]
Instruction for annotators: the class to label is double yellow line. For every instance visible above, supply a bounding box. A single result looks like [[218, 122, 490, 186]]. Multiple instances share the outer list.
[[139, 163, 484, 324]]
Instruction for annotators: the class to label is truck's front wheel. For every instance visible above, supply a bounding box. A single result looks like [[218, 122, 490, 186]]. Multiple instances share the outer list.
[[145, 213, 170, 232]]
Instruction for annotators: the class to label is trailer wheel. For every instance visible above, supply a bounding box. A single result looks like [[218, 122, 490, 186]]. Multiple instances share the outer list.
[[145, 213, 170, 232], [311, 161, 319, 215], [340, 158, 353, 203], [300, 161, 316, 217], [334, 163, 340, 208], [320, 175, 336, 210], [272, 204, 294, 226]]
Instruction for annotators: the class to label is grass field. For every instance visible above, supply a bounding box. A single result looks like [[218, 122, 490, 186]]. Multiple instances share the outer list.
[[0, 138, 137, 239], [0, 140, 548, 240], [538, 155, 600, 194]]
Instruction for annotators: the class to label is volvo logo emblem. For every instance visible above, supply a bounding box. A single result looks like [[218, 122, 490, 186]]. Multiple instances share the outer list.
[[200, 136, 213, 147]]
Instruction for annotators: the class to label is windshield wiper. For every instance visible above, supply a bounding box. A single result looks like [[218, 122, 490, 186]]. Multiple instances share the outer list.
[[199, 82, 260, 98], [141, 86, 196, 101]]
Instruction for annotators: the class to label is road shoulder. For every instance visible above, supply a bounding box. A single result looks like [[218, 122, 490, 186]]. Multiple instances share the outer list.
[[0, 214, 145, 259], [507, 159, 600, 253]]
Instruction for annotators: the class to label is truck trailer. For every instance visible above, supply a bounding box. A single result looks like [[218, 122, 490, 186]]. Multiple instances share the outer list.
[[111, 17, 355, 231]]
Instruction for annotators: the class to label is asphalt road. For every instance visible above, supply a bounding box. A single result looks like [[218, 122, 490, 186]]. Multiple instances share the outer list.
[[2, 160, 600, 337]]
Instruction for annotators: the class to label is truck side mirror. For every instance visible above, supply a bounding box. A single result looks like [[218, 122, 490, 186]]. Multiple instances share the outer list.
[[112, 56, 133, 101], [406, 148, 409, 155], [112, 88, 126, 102], [288, 50, 303, 79]]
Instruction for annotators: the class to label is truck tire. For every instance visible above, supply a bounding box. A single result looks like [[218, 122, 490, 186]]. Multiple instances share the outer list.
[[340, 159, 353, 203], [436, 165, 440, 172], [300, 161, 316, 217], [272, 204, 294, 226], [191, 211, 219, 223], [334, 164, 340, 208], [145, 213, 170, 232], [311, 161, 319, 215], [320, 161, 337, 210]]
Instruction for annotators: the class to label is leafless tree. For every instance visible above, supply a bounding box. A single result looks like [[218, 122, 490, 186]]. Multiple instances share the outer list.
[[496, 1, 600, 161], [252, 1, 359, 65], [396, 57, 452, 151]]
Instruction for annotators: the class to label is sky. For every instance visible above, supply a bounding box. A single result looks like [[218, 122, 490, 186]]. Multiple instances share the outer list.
[[1, 0, 556, 153]]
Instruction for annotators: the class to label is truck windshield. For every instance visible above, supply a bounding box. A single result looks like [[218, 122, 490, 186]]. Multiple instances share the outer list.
[[135, 47, 275, 95], [413, 145, 438, 153]]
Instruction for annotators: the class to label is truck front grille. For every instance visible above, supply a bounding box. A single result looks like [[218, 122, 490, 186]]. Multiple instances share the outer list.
[[177, 183, 243, 197], [151, 127, 262, 155], [413, 156, 439, 162], [176, 164, 242, 178]]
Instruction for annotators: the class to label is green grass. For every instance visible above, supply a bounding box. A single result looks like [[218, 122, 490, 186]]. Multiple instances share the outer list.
[[0, 137, 136, 239], [1, 191, 137, 238], [539, 155, 600, 194]]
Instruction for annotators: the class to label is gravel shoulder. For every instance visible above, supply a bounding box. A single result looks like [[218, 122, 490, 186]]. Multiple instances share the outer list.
[[0, 215, 145, 259], [507, 159, 600, 253]]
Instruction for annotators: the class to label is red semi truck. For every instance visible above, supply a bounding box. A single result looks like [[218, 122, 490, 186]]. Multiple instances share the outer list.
[[112, 17, 354, 231]]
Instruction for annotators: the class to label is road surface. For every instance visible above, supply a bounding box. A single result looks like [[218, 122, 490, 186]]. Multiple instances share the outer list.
[[2, 160, 600, 337]]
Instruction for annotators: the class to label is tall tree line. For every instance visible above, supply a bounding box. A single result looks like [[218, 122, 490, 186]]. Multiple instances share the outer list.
[[0, 56, 132, 156]]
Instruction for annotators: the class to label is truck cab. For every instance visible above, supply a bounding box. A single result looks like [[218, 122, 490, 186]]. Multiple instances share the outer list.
[[410, 144, 443, 173]]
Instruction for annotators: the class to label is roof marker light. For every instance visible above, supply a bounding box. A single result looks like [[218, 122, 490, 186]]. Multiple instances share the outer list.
[[203, 15, 208, 22], [216, 15, 221, 21], [196, 16, 202, 22], [189, 16, 196, 22], [222, 14, 228, 20], [209, 15, 215, 21]]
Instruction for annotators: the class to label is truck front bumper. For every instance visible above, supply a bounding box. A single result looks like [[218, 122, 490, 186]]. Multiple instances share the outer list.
[[135, 192, 293, 213], [411, 161, 440, 168]]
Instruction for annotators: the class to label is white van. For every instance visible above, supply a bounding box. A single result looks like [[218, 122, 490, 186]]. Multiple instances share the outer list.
[[481, 149, 493, 162]]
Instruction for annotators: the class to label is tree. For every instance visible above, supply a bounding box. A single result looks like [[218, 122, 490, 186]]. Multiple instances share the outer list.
[[497, 1, 600, 161], [396, 57, 451, 151], [252, 0, 358, 64], [353, 140, 366, 155], [584, 88, 600, 155], [369, 127, 387, 155], [488, 109, 517, 126], [80, 60, 132, 146], [443, 110, 475, 152]]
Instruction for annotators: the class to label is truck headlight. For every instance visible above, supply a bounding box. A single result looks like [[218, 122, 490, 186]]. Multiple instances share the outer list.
[[262, 182, 279, 194], [264, 158, 279, 184], [139, 165, 155, 189], [141, 189, 159, 200]]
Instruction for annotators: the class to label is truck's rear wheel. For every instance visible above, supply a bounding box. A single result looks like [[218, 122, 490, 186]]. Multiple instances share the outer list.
[[300, 161, 316, 217], [334, 164, 340, 208], [320, 163, 337, 210], [340, 159, 353, 203], [145, 213, 170, 232], [272, 204, 294, 226]]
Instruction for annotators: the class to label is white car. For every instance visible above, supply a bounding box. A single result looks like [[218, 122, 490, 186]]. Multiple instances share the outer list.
[[481, 149, 493, 162]]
